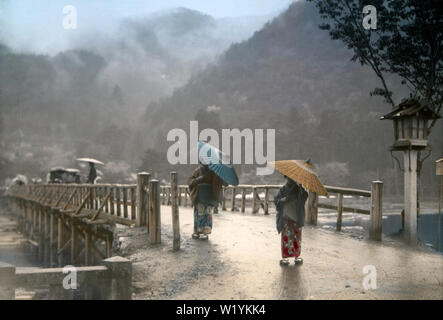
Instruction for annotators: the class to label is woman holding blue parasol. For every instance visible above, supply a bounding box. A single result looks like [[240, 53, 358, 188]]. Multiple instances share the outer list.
[[188, 141, 239, 239]]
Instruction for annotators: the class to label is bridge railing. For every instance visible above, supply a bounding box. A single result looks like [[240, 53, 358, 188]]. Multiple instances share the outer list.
[[7, 183, 139, 226], [160, 180, 383, 241], [5, 174, 383, 242], [2, 174, 156, 268]]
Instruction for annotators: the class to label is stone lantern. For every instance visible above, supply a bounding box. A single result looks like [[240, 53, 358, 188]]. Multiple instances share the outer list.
[[381, 98, 440, 244], [381, 99, 439, 150]]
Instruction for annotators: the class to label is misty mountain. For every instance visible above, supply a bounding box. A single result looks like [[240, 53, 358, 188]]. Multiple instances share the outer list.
[[141, 1, 442, 191], [0, 7, 274, 182], [68, 7, 271, 117]]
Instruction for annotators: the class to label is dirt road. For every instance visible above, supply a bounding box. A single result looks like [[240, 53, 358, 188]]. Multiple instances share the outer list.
[[116, 206, 443, 300]]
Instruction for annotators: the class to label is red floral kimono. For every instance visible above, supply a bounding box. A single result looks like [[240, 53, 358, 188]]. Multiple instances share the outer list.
[[281, 218, 302, 258], [275, 179, 307, 259]]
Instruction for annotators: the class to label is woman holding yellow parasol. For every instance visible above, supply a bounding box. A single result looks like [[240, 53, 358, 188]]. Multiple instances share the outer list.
[[270, 160, 328, 265]]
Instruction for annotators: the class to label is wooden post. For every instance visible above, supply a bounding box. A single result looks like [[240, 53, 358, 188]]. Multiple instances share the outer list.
[[171, 172, 180, 251], [401, 209, 405, 231], [136, 172, 150, 227], [336, 193, 344, 231], [44, 210, 50, 267], [24, 202, 29, 236], [149, 180, 161, 244], [403, 150, 418, 244], [370, 181, 383, 241], [252, 187, 259, 214], [222, 188, 227, 211], [38, 206, 44, 262], [25, 202, 30, 236], [241, 188, 246, 213], [130, 188, 136, 221], [264, 187, 269, 215], [231, 187, 236, 212], [110, 187, 115, 216], [123, 188, 128, 218], [116, 187, 121, 217], [307, 191, 318, 225], [167, 187, 171, 205], [57, 216, 64, 266]]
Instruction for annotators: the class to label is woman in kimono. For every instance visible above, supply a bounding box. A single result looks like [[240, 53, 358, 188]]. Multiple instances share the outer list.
[[275, 175, 308, 265], [188, 162, 226, 239]]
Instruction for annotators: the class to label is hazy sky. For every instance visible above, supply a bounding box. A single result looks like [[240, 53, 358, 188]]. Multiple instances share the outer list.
[[0, 0, 294, 53]]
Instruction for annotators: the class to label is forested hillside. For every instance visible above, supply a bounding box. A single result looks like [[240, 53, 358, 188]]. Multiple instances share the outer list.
[[140, 1, 442, 193]]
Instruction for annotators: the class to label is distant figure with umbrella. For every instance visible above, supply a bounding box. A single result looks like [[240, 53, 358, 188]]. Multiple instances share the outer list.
[[76, 158, 104, 184], [88, 163, 97, 184], [269, 160, 328, 265], [188, 142, 238, 240]]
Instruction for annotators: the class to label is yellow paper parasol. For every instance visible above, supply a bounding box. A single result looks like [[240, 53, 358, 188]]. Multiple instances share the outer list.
[[268, 160, 328, 196]]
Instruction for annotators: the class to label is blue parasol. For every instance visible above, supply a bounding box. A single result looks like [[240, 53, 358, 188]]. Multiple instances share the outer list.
[[198, 141, 239, 186]]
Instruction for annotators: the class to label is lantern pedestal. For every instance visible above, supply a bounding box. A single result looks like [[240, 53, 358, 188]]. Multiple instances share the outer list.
[[403, 150, 418, 244], [382, 99, 440, 246]]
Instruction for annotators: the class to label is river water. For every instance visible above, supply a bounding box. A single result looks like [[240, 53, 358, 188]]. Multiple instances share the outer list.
[[0, 214, 42, 267], [316, 207, 442, 253]]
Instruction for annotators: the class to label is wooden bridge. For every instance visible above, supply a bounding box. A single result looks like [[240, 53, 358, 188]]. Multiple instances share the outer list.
[[3, 172, 384, 269], [3, 173, 152, 268]]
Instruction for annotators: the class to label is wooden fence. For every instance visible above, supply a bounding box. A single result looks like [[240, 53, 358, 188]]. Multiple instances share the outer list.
[[160, 181, 383, 241]]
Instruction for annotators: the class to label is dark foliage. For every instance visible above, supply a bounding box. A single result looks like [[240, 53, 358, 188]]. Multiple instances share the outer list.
[[307, 0, 442, 130]]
